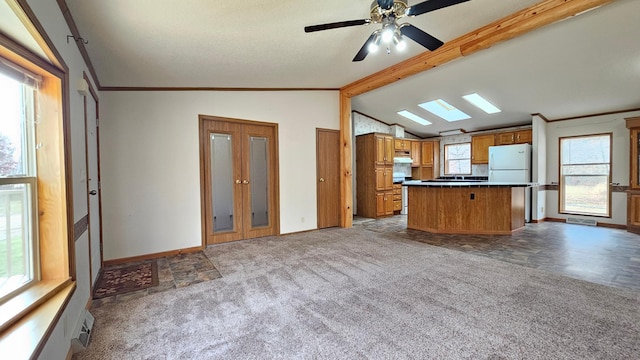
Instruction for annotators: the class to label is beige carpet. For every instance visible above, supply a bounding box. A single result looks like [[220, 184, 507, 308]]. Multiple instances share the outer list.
[[75, 227, 639, 359]]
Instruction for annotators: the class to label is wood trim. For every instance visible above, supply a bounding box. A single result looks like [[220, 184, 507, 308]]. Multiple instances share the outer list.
[[340, 93, 353, 227], [103, 246, 203, 267], [7, 0, 63, 70], [548, 107, 640, 122], [56, 0, 101, 89], [625, 116, 640, 129], [100, 86, 339, 92], [73, 215, 88, 242]]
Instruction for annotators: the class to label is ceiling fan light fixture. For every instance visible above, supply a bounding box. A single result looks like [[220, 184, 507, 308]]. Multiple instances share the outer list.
[[393, 31, 406, 51], [381, 25, 395, 43], [368, 32, 382, 53]]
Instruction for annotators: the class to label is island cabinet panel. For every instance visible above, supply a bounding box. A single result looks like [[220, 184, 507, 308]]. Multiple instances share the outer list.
[[407, 186, 438, 231], [407, 185, 526, 234], [357, 133, 395, 218]]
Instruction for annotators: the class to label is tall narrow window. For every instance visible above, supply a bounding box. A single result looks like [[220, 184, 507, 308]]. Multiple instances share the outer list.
[[444, 143, 471, 175], [0, 63, 38, 301], [560, 134, 611, 217]]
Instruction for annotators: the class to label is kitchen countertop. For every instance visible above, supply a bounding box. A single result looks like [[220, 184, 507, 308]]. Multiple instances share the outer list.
[[403, 180, 538, 188]]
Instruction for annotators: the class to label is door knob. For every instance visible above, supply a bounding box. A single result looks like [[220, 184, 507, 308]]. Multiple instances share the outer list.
[[319, 178, 325, 182], [89, 190, 97, 195], [235, 180, 241, 184], [242, 180, 249, 184]]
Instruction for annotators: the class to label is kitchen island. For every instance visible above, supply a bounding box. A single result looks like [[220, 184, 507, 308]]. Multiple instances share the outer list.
[[404, 180, 537, 235]]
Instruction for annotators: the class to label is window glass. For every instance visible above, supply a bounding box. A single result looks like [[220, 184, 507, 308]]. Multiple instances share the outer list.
[[444, 143, 471, 175], [560, 135, 611, 217], [0, 71, 37, 300]]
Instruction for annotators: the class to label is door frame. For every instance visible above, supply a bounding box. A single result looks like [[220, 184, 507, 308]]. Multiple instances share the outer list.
[[82, 72, 103, 291], [198, 115, 280, 247]]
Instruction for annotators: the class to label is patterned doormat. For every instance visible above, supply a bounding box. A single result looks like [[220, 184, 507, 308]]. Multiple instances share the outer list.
[[93, 261, 159, 299]]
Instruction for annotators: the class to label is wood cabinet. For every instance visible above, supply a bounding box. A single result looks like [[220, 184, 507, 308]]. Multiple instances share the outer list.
[[471, 134, 495, 164], [411, 141, 421, 167], [495, 129, 532, 145], [411, 140, 440, 180], [394, 139, 411, 151], [356, 133, 395, 218], [393, 184, 402, 212], [625, 117, 640, 234]]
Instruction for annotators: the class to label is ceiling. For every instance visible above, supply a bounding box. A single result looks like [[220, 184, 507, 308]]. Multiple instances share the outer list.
[[61, 0, 640, 137]]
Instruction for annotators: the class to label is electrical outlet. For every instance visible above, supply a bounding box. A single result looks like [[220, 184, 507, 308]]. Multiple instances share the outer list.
[[301, 217, 305, 223], [540, 206, 544, 213]]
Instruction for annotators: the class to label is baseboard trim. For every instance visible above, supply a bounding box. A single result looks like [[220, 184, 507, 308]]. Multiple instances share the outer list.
[[537, 217, 626, 229], [103, 246, 203, 266], [281, 228, 319, 236]]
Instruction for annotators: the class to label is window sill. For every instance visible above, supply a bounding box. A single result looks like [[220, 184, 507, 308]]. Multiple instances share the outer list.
[[0, 279, 75, 360]]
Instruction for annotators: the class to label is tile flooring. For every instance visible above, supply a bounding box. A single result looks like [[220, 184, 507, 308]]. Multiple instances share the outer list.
[[355, 215, 640, 292], [92, 215, 640, 307], [91, 251, 221, 307]]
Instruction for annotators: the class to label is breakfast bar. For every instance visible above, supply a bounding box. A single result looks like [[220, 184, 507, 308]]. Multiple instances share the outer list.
[[404, 180, 536, 235]]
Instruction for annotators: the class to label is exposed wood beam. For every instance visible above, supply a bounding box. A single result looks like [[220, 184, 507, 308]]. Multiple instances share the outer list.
[[338, 0, 614, 227], [341, 0, 613, 97]]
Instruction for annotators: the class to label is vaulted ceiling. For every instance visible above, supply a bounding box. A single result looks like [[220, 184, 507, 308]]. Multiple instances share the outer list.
[[61, 0, 640, 137]]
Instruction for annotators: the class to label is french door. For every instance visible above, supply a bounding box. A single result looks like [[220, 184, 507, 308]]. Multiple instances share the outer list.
[[200, 116, 279, 245]]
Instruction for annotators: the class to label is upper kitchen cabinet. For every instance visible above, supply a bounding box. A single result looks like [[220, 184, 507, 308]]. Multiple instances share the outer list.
[[412, 140, 440, 180], [375, 134, 394, 166], [394, 139, 411, 151], [495, 129, 532, 145], [411, 141, 421, 167], [471, 134, 495, 164]]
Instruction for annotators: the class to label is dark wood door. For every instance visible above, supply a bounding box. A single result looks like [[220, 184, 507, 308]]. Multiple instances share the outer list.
[[317, 129, 340, 228]]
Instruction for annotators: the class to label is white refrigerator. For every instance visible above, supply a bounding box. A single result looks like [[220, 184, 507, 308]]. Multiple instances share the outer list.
[[488, 143, 532, 222]]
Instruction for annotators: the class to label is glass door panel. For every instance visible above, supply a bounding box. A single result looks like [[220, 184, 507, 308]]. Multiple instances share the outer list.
[[210, 133, 235, 232], [249, 137, 269, 228]]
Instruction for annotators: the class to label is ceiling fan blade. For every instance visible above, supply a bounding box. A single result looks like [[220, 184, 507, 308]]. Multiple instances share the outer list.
[[353, 32, 377, 62], [305, 19, 370, 33], [400, 24, 444, 51], [407, 0, 470, 17]]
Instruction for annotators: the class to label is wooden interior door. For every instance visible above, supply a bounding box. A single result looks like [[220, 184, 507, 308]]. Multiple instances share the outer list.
[[241, 123, 279, 239], [316, 129, 340, 228], [202, 120, 244, 244], [200, 117, 279, 245]]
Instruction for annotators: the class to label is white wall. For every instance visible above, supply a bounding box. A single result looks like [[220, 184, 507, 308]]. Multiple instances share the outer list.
[[544, 110, 639, 225], [20, 1, 98, 359], [531, 115, 547, 221], [100, 91, 339, 261]]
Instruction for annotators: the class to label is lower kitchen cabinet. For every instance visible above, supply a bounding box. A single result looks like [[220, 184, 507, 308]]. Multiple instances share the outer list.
[[376, 191, 395, 217]]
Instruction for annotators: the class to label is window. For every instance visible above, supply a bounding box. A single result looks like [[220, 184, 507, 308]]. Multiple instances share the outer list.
[[559, 134, 611, 217], [0, 65, 38, 301], [444, 143, 471, 175]]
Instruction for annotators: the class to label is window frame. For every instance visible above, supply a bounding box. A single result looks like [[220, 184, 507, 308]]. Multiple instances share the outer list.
[[558, 133, 612, 218], [0, 7, 76, 357], [444, 142, 472, 175]]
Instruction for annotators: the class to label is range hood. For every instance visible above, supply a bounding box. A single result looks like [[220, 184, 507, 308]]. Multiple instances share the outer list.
[[393, 157, 413, 164]]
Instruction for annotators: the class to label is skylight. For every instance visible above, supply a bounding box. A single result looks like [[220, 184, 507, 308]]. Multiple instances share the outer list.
[[397, 110, 432, 126], [418, 99, 471, 122], [463, 93, 502, 114]]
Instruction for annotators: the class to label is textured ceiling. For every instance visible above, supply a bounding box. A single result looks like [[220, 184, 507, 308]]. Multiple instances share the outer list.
[[62, 0, 640, 137], [65, 0, 539, 88]]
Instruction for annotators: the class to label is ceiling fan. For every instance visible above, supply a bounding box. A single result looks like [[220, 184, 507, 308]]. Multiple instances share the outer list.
[[304, 0, 470, 61]]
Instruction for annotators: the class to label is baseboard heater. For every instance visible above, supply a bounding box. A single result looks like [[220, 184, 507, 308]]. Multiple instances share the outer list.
[[566, 217, 597, 226]]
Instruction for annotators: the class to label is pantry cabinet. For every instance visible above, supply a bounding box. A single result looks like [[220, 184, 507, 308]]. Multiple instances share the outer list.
[[357, 133, 395, 218]]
